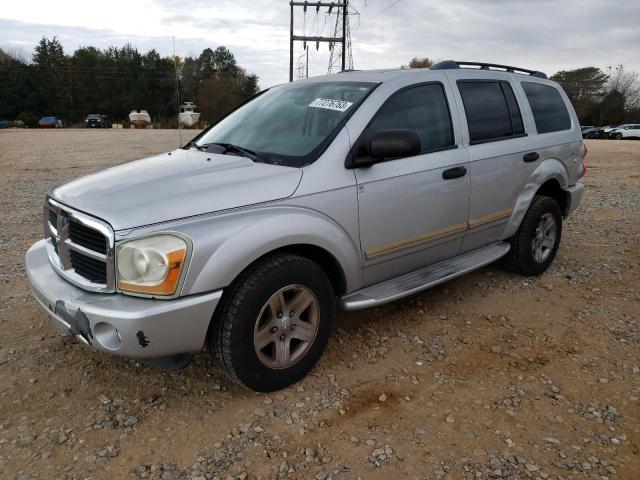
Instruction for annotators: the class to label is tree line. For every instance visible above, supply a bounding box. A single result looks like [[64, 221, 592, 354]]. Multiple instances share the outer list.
[[403, 57, 640, 126], [550, 66, 639, 126], [2, 40, 638, 128], [0, 37, 259, 127]]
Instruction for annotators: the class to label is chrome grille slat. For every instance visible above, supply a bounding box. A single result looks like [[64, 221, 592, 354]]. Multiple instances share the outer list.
[[70, 250, 108, 284], [43, 198, 115, 293], [63, 238, 107, 261], [68, 221, 107, 254]]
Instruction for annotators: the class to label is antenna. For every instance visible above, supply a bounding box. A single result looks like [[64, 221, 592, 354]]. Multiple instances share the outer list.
[[172, 36, 182, 147]]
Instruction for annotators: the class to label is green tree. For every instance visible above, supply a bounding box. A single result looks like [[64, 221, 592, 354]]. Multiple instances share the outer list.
[[0, 50, 38, 120], [32, 36, 70, 117], [211, 46, 238, 73], [550, 67, 608, 123], [1, 38, 259, 126]]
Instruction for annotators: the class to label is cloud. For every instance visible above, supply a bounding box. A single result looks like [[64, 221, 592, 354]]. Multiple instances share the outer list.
[[1, 0, 639, 89]]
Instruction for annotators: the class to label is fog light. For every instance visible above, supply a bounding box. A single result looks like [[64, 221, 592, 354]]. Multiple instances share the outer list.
[[93, 322, 122, 351]]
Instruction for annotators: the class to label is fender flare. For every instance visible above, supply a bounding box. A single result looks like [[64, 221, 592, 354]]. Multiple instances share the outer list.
[[182, 206, 362, 295], [504, 158, 569, 238]]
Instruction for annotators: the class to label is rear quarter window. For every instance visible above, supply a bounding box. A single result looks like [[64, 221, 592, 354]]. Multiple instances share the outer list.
[[522, 82, 572, 133], [457, 80, 525, 144]]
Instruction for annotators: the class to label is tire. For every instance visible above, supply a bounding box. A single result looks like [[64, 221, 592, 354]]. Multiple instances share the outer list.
[[615, 133, 623, 140], [210, 253, 335, 392], [505, 195, 562, 276]]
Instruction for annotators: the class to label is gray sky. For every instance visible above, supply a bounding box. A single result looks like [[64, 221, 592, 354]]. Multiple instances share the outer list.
[[2, 0, 639, 88]]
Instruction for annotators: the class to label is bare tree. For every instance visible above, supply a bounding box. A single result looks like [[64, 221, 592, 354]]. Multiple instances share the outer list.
[[402, 57, 434, 69], [606, 65, 640, 111]]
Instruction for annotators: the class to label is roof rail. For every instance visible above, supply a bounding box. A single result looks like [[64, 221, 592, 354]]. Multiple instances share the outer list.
[[431, 60, 547, 79]]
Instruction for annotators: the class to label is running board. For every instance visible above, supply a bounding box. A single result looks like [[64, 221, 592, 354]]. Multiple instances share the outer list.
[[339, 242, 510, 310]]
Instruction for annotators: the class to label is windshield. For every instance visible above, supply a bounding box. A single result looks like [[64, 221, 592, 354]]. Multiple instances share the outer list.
[[193, 81, 376, 167]]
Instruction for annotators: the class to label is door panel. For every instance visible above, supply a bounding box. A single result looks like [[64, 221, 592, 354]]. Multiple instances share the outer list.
[[445, 72, 537, 253], [463, 137, 538, 251], [356, 147, 470, 285], [352, 81, 471, 286]]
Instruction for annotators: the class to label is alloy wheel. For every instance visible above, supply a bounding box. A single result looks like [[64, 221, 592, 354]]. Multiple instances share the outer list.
[[253, 284, 320, 369], [531, 213, 557, 263]]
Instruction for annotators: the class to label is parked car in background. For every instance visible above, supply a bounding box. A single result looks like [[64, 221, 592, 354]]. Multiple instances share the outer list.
[[26, 60, 587, 391], [580, 125, 594, 132], [85, 114, 112, 128], [582, 127, 603, 139], [601, 125, 618, 136], [0, 120, 9, 128], [609, 124, 640, 140], [38, 116, 64, 128]]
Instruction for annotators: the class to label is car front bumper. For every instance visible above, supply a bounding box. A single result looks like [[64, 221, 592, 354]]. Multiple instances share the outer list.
[[26, 239, 222, 358]]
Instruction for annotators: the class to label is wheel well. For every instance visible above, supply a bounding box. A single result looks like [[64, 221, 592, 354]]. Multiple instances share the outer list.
[[536, 180, 568, 215], [272, 244, 347, 295]]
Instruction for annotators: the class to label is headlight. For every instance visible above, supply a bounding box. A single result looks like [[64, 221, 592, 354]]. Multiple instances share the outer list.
[[116, 234, 189, 296]]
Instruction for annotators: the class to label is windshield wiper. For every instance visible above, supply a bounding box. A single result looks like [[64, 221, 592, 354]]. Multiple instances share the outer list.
[[191, 142, 260, 161], [216, 143, 260, 162]]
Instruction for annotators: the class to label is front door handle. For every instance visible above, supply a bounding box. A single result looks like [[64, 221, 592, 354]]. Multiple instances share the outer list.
[[442, 166, 467, 180], [523, 152, 540, 162]]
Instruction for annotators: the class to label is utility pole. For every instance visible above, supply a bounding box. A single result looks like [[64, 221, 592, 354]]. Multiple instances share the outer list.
[[341, 0, 346, 72], [289, 1, 350, 82], [289, 1, 294, 83]]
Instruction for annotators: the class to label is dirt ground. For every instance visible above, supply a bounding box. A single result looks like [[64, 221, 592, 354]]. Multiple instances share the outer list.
[[0, 129, 638, 480]]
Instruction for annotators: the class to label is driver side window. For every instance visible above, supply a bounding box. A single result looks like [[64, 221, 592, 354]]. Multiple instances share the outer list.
[[369, 83, 455, 152]]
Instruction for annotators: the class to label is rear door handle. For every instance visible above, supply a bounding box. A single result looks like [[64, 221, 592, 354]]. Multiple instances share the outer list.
[[442, 166, 467, 180], [523, 152, 540, 162]]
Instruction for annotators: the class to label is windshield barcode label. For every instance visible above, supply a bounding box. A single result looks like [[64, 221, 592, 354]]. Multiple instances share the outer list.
[[309, 98, 353, 112]]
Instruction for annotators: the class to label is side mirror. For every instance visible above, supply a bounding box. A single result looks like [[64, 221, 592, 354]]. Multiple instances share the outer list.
[[345, 128, 422, 169], [369, 129, 421, 161]]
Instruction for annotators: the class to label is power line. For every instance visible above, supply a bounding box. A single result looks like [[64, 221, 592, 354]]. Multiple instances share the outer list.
[[351, 0, 401, 35], [370, 0, 402, 19]]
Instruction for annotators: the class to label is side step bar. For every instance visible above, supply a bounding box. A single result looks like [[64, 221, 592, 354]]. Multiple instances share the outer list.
[[339, 242, 511, 311]]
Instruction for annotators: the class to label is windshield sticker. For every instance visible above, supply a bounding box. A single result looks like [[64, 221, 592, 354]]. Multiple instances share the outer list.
[[309, 98, 353, 112]]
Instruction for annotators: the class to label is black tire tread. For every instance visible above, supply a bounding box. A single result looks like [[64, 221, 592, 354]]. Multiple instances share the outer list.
[[506, 195, 562, 276], [210, 253, 334, 389]]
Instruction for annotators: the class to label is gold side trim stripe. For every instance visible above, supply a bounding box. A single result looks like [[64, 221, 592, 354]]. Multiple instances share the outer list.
[[365, 223, 466, 259], [468, 208, 513, 228]]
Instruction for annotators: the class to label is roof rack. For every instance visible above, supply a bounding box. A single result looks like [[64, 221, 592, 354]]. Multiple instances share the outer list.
[[431, 60, 547, 79]]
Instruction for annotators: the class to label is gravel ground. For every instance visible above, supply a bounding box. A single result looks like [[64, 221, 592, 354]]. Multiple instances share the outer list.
[[0, 129, 638, 480]]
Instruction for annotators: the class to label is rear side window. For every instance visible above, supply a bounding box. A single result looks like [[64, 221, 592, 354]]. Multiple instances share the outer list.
[[522, 82, 571, 133], [369, 83, 454, 152], [457, 81, 525, 144]]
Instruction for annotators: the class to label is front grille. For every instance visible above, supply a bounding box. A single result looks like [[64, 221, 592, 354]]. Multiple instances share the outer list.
[[70, 250, 107, 284], [44, 198, 114, 292], [48, 210, 59, 254], [69, 220, 107, 254]]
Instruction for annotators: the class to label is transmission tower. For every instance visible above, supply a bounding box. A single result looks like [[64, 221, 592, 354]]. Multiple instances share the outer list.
[[289, 1, 351, 82], [327, 2, 353, 74]]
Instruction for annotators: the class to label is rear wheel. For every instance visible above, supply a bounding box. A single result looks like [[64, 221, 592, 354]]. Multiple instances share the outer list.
[[210, 253, 335, 392], [505, 195, 562, 276]]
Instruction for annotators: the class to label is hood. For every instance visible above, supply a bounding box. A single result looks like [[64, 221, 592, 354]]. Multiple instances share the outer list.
[[51, 149, 302, 230]]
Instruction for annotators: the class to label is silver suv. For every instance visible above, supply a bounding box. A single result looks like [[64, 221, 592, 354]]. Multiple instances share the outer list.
[[26, 60, 587, 391]]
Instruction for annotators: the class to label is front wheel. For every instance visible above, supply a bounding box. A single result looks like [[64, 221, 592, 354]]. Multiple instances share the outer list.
[[505, 195, 562, 276], [615, 133, 623, 140], [210, 253, 335, 392]]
